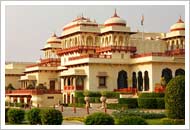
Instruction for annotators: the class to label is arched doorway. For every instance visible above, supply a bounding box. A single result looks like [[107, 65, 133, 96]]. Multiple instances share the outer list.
[[132, 72, 137, 88], [144, 71, 149, 91], [138, 71, 143, 91], [161, 68, 173, 84], [175, 69, 185, 76], [117, 70, 128, 89]]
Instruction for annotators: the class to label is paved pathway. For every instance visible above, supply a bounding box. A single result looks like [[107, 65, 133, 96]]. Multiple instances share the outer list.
[[56, 103, 117, 117], [62, 120, 84, 125]]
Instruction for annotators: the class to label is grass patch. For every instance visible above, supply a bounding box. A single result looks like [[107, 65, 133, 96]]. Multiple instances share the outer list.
[[64, 117, 85, 122], [146, 119, 164, 125]]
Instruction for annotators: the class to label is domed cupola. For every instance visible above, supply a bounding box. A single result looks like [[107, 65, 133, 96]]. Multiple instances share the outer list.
[[170, 16, 185, 32], [46, 33, 61, 44], [104, 9, 126, 27]]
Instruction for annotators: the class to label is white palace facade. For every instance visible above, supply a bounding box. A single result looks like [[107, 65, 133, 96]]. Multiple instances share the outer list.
[[5, 10, 185, 107]]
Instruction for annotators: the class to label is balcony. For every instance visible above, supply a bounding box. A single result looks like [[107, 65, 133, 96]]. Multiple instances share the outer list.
[[57, 46, 99, 55], [68, 54, 112, 61], [96, 46, 137, 53]]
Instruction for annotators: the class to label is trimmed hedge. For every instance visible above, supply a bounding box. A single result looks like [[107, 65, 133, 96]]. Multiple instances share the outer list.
[[156, 98, 165, 109], [138, 98, 157, 109], [5, 108, 9, 122], [84, 112, 114, 125], [75, 91, 120, 98], [119, 98, 138, 108], [75, 97, 85, 104], [138, 92, 165, 109], [27, 108, 41, 124], [89, 97, 101, 103], [7, 108, 25, 124], [139, 93, 165, 98], [107, 104, 128, 110], [104, 91, 120, 98], [165, 75, 185, 119], [115, 116, 147, 125], [40, 109, 63, 125], [112, 110, 166, 119], [68, 103, 85, 107], [75, 91, 84, 97]]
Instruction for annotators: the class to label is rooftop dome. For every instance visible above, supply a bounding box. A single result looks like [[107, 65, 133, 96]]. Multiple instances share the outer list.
[[104, 9, 126, 27], [170, 16, 185, 32], [46, 33, 61, 44], [63, 15, 98, 31]]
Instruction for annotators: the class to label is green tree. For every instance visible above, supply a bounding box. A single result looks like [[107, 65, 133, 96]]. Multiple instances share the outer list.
[[5, 83, 15, 90], [165, 75, 185, 119], [26, 84, 35, 89]]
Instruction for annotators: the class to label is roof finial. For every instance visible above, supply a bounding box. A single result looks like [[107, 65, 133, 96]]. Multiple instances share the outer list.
[[52, 32, 56, 37], [177, 15, 184, 23], [113, 8, 118, 17]]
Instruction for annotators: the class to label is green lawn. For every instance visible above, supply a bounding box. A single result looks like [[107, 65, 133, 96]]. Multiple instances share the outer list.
[[146, 119, 163, 125]]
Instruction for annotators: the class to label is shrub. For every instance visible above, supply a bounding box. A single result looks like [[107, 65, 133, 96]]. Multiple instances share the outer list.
[[8, 108, 25, 124], [36, 84, 47, 90], [89, 97, 101, 103], [161, 118, 185, 125], [165, 75, 185, 119], [27, 108, 41, 124], [84, 112, 114, 125], [40, 109, 63, 125], [115, 116, 147, 125], [68, 103, 85, 107], [119, 98, 138, 108], [76, 97, 85, 104], [88, 91, 101, 97], [26, 84, 35, 89], [5, 108, 9, 122], [94, 97, 101, 103], [75, 91, 84, 97], [5, 83, 15, 90], [138, 98, 157, 109], [156, 98, 165, 109], [107, 104, 128, 110], [139, 93, 165, 98], [103, 91, 120, 98]]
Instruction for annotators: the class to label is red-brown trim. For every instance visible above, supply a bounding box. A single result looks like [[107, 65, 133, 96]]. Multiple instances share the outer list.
[[47, 41, 61, 44], [63, 23, 98, 31], [6, 89, 61, 96], [104, 23, 126, 27], [170, 28, 185, 32], [130, 49, 185, 58]]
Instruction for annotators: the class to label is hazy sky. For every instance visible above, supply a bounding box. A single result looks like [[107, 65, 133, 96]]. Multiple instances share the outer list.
[[5, 5, 185, 62]]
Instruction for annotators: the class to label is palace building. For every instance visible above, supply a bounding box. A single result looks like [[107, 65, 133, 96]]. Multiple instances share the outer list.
[[5, 10, 185, 107]]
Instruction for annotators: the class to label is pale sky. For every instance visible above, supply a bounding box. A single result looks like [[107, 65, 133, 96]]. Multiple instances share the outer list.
[[5, 5, 185, 62]]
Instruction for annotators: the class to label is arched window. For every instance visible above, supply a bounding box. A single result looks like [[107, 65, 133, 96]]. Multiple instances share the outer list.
[[144, 71, 149, 91], [161, 68, 173, 85], [75, 37, 77, 46], [86, 36, 93, 46], [175, 68, 185, 76], [117, 70, 128, 89], [119, 36, 123, 46], [132, 72, 137, 88], [137, 71, 143, 91], [67, 78, 71, 86]]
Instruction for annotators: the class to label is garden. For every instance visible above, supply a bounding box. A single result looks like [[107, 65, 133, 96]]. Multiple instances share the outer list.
[[5, 75, 185, 125]]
